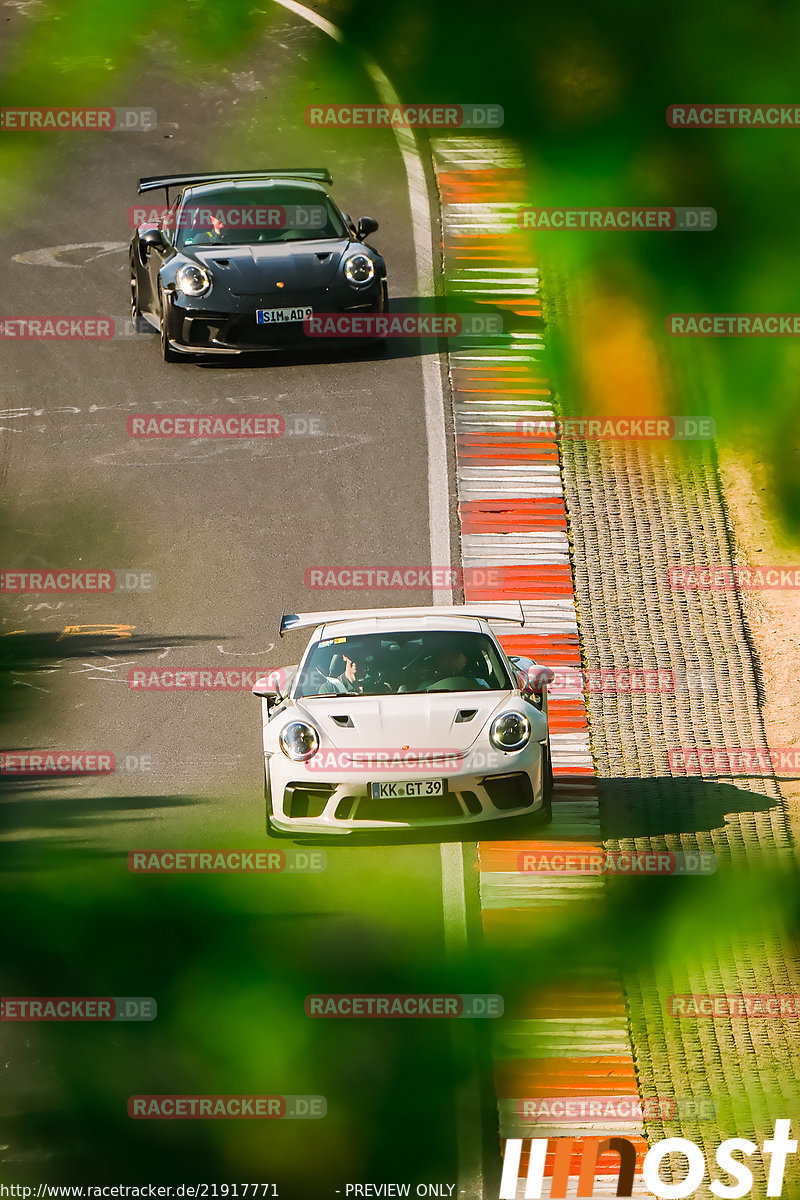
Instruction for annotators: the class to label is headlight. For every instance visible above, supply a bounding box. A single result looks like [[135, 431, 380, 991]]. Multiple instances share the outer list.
[[490, 712, 531, 752], [279, 721, 320, 762], [343, 253, 375, 286], [175, 264, 211, 297]]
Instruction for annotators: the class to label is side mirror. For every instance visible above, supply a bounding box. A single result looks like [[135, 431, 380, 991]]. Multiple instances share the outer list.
[[522, 665, 554, 700], [356, 216, 379, 240], [252, 676, 281, 703], [140, 227, 166, 252]]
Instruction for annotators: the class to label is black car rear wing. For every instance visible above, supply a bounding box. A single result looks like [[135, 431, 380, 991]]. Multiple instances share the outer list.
[[138, 170, 333, 201]]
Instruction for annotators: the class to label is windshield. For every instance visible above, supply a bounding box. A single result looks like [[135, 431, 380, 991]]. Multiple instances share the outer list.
[[294, 630, 513, 698], [174, 186, 346, 248]]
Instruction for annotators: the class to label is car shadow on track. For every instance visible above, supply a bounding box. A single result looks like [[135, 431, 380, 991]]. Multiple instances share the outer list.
[[597, 774, 781, 840]]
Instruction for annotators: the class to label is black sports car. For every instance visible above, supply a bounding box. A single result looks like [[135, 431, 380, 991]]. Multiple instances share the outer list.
[[128, 169, 388, 362]]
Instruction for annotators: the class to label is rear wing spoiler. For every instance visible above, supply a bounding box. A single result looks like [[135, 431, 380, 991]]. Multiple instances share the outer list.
[[138, 169, 333, 197], [279, 603, 525, 637]]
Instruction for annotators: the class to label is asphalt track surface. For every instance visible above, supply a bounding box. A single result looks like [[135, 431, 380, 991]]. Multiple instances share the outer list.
[[0, 10, 504, 1196]]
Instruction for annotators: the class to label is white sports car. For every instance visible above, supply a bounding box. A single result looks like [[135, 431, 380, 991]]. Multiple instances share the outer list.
[[252, 604, 554, 837]]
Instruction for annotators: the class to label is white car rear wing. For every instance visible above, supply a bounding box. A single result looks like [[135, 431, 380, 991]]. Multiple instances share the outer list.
[[279, 603, 525, 637]]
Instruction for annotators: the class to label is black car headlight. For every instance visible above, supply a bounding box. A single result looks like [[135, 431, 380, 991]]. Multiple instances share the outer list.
[[175, 264, 212, 297], [343, 253, 375, 286], [489, 712, 531, 752], [279, 721, 320, 762]]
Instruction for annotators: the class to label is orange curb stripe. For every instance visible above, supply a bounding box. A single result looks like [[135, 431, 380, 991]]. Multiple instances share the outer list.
[[480, 842, 605, 871], [497, 1058, 638, 1088], [465, 587, 575, 603], [440, 157, 643, 1170]]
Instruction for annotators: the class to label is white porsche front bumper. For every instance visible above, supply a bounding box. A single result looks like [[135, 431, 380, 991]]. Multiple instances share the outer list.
[[265, 743, 548, 835]]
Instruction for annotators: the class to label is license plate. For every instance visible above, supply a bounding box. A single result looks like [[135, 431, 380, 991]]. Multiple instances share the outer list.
[[369, 779, 444, 799], [256, 306, 312, 325]]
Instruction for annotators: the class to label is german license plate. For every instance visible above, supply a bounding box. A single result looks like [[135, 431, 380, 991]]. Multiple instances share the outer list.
[[256, 306, 312, 324], [369, 779, 445, 799]]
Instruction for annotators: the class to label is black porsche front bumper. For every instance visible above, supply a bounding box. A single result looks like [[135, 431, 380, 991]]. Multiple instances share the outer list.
[[164, 283, 386, 354]]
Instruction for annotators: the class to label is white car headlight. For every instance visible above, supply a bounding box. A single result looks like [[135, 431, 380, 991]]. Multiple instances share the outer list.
[[343, 253, 375, 286], [489, 712, 531, 752], [176, 263, 211, 297], [279, 721, 320, 762]]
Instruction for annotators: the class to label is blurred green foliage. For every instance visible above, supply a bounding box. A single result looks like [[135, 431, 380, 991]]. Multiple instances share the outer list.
[[336, 0, 800, 529]]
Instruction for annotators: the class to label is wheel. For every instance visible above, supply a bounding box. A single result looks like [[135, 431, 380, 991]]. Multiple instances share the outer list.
[[129, 260, 151, 333], [158, 288, 180, 363]]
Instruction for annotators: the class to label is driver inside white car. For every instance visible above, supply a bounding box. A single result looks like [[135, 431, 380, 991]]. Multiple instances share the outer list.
[[407, 646, 490, 691]]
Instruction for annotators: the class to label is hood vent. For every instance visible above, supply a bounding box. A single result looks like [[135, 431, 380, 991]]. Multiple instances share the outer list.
[[455, 709, 478, 723], [330, 714, 354, 727]]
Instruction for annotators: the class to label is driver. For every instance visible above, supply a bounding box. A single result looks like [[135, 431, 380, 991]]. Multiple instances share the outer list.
[[183, 209, 228, 245], [417, 646, 490, 690]]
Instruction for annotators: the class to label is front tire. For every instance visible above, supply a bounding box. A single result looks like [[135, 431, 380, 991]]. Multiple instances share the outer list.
[[159, 288, 180, 363], [129, 260, 151, 333]]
